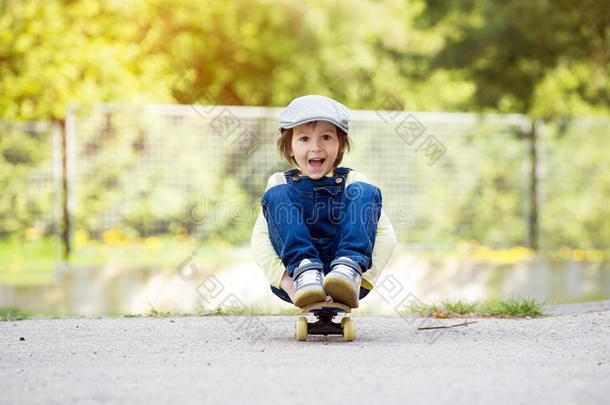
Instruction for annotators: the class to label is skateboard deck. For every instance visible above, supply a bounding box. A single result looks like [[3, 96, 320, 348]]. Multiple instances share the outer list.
[[295, 302, 355, 341]]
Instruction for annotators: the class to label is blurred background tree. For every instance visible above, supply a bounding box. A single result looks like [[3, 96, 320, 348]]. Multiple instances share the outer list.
[[1, 0, 609, 258], [2, 0, 608, 121], [415, 0, 609, 116]]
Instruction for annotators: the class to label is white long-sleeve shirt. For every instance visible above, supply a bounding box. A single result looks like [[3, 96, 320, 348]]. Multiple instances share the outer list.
[[251, 169, 397, 290]]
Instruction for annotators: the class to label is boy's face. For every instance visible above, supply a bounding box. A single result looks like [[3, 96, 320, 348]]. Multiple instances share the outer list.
[[289, 121, 342, 180]]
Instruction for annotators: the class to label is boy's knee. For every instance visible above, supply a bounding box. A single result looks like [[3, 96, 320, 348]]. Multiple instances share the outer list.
[[261, 184, 299, 208], [261, 185, 303, 226], [262, 184, 298, 206], [344, 181, 382, 202]]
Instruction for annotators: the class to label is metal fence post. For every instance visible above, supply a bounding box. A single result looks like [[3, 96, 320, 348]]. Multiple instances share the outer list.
[[528, 119, 540, 251], [52, 122, 65, 267], [60, 119, 71, 259]]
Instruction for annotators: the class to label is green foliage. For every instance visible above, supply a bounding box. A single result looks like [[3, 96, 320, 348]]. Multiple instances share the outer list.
[[2, 0, 608, 120], [0, 307, 30, 321], [70, 109, 213, 237], [406, 299, 478, 317], [405, 296, 546, 317], [0, 123, 55, 236], [415, 0, 610, 115], [442, 299, 479, 315], [1, 0, 609, 262], [0, 234, 56, 285], [539, 118, 610, 249], [0, 0, 173, 121], [146, 307, 173, 317], [481, 297, 546, 317], [345, 118, 530, 247]]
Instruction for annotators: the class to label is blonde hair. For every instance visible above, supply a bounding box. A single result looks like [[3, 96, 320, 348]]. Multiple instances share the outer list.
[[277, 121, 351, 167]]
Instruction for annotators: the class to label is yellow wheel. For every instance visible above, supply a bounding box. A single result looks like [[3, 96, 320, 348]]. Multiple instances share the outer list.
[[341, 317, 348, 328], [295, 316, 308, 341], [342, 317, 355, 342]]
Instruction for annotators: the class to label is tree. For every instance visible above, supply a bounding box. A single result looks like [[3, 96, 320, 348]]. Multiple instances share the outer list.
[[415, 0, 610, 115]]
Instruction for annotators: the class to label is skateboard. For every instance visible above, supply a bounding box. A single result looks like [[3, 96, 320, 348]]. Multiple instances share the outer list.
[[295, 302, 355, 342]]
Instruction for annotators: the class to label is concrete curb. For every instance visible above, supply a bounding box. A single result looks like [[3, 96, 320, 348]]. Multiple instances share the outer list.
[[545, 299, 610, 315]]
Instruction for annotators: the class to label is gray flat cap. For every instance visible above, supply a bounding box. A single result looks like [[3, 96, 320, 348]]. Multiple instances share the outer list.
[[278, 95, 350, 134]]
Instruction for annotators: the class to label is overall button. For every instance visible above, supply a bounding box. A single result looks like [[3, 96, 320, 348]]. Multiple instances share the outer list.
[[292, 176, 300, 181], [335, 177, 343, 184]]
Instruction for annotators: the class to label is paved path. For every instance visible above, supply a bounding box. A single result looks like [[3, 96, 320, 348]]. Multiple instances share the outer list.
[[1, 302, 609, 404]]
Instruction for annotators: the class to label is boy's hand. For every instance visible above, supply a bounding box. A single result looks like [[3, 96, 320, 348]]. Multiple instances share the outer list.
[[280, 271, 296, 302], [280, 271, 333, 303]]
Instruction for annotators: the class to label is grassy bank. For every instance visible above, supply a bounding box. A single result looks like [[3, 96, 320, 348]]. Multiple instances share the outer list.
[[0, 234, 244, 285], [404, 297, 547, 318]]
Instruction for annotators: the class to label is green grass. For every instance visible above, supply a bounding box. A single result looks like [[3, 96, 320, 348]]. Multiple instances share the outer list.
[[124, 303, 302, 318], [142, 304, 256, 317], [0, 308, 31, 321], [406, 299, 478, 316], [0, 234, 247, 285], [0, 235, 57, 285], [129, 299, 548, 318], [405, 296, 547, 318], [443, 299, 479, 314], [481, 297, 546, 317], [193, 304, 299, 316], [68, 238, 239, 267]]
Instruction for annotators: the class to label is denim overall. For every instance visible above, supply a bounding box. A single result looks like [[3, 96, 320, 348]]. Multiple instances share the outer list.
[[261, 167, 382, 303]]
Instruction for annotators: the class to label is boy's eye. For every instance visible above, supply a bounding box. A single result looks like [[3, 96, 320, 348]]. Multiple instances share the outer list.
[[299, 136, 309, 142], [322, 134, 333, 140]]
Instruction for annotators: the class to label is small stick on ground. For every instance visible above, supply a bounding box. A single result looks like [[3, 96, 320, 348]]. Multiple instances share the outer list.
[[418, 320, 477, 330]]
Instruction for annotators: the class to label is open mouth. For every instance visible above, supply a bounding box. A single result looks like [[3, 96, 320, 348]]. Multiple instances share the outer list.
[[308, 157, 325, 169]]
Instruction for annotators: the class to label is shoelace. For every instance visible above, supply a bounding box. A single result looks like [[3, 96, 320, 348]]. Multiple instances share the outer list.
[[334, 265, 356, 279], [298, 270, 323, 285]]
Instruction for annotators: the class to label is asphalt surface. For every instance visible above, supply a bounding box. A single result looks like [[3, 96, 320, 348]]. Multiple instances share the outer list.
[[1, 301, 609, 405]]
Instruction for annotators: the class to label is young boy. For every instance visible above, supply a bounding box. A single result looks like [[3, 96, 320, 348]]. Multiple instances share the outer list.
[[251, 95, 396, 308]]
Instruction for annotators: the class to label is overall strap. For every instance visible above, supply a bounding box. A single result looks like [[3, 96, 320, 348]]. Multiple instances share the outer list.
[[334, 167, 352, 186], [334, 166, 352, 175], [283, 168, 300, 184]]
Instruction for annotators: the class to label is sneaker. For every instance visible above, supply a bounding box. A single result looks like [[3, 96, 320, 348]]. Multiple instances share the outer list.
[[323, 258, 362, 308], [293, 260, 326, 308]]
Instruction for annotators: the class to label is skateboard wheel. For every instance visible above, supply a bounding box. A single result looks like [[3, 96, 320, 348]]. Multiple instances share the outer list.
[[341, 317, 347, 328], [342, 317, 355, 341], [295, 316, 308, 341]]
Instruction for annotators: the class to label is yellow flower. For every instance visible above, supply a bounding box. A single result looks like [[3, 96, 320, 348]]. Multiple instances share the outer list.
[[473, 246, 493, 259], [74, 230, 90, 248], [102, 229, 123, 245], [504, 246, 534, 263], [144, 236, 162, 250], [572, 249, 585, 261], [25, 227, 41, 241], [584, 250, 604, 262]]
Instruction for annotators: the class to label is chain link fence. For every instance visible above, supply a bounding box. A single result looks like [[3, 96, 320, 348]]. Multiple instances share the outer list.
[[65, 104, 534, 250], [2, 107, 609, 282], [0, 121, 61, 283], [538, 117, 610, 253]]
